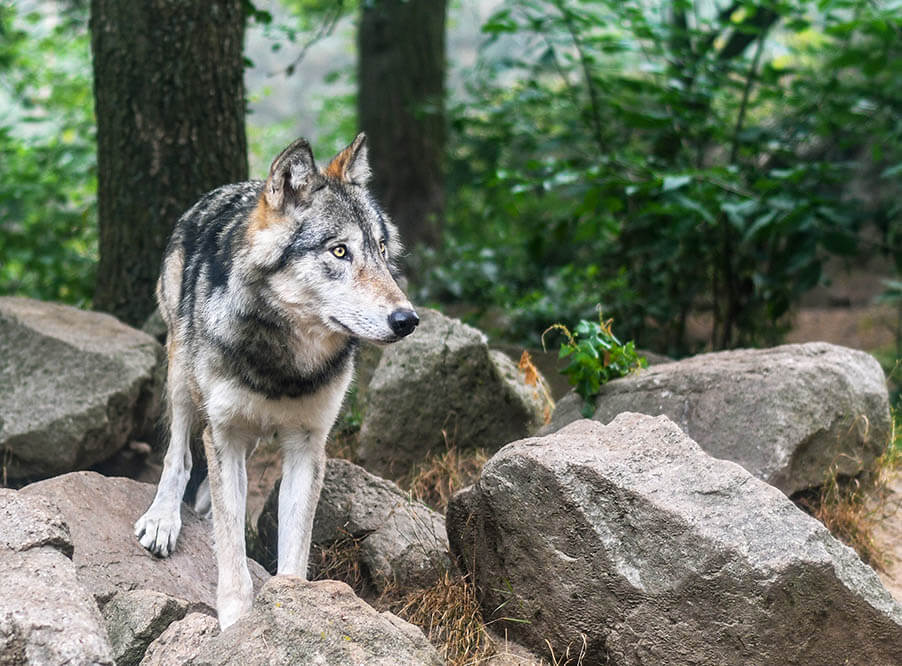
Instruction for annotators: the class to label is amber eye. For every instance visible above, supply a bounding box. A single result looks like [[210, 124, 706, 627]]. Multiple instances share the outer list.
[[379, 241, 387, 258], [331, 244, 348, 259]]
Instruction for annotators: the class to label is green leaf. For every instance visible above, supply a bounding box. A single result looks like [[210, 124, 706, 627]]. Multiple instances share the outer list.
[[662, 175, 691, 192]]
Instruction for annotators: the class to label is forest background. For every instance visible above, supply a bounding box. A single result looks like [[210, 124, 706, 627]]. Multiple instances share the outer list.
[[1, 0, 899, 370]]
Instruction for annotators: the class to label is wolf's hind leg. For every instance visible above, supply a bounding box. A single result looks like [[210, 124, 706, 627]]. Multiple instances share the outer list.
[[276, 430, 326, 577], [203, 425, 253, 629], [135, 356, 195, 556]]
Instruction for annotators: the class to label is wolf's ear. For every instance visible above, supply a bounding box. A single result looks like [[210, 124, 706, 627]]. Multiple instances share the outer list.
[[324, 132, 371, 185], [264, 138, 323, 210]]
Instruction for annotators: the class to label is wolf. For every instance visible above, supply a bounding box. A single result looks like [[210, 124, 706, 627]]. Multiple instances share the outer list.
[[134, 133, 418, 628]]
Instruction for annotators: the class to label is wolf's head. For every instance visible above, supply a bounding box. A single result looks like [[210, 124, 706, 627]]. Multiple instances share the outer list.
[[245, 134, 418, 344]]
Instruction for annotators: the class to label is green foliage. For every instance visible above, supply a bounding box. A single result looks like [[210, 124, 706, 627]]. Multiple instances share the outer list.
[[546, 315, 646, 417], [422, 0, 901, 353], [0, 2, 96, 305]]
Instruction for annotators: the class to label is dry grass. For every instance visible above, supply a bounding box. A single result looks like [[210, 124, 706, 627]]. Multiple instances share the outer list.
[[403, 446, 489, 513], [310, 529, 374, 598], [796, 414, 901, 569], [389, 572, 493, 666]]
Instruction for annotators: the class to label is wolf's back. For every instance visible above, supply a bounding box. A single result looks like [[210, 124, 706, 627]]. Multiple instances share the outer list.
[[157, 181, 264, 330]]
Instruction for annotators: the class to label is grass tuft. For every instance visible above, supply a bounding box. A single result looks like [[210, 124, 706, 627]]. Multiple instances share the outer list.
[[310, 529, 375, 599], [795, 410, 901, 569], [403, 446, 488, 513], [390, 572, 491, 666]]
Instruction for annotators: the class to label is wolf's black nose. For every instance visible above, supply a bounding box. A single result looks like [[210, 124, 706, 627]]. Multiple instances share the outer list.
[[388, 309, 419, 337]]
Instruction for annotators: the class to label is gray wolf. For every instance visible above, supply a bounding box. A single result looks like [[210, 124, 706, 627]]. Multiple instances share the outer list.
[[134, 134, 418, 628]]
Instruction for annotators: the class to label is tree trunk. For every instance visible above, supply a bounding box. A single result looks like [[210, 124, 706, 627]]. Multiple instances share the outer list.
[[357, 0, 446, 256], [90, 0, 247, 326]]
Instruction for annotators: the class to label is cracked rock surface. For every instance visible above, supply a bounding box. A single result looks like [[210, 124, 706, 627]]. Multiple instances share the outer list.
[[448, 414, 902, 665], [0, 489, 114, 665]]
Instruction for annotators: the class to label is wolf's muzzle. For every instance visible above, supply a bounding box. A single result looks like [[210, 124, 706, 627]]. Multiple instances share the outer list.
[[388, 309, 419, 338]]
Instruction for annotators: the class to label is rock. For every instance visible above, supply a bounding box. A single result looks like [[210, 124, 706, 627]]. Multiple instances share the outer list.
[[0, 489, 114, 665], [541, 342, 891, 495], [0, 487, 72, 556], [0, 297, 164, 480], [102, 589, 190, 666], [448, 415, 902, 665], [140, 612, 219, 666], [256, 458, 448, 591], [358, 308, 551, 478], [141, 577, 442, 665], [19, 471, 269, 613]]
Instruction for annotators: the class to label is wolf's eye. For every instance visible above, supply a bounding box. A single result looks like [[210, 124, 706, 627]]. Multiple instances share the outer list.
[[331, 244, 348, 259], [379, 241, 387, 258]]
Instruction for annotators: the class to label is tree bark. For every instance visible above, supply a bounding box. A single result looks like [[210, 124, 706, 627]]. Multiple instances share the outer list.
[[357, 0, 446, 255], [90, 0, 247, 326]]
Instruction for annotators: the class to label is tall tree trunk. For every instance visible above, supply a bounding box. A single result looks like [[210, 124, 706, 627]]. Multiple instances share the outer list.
[[90, 0, 247, 326], [358, 0, 446, 257]]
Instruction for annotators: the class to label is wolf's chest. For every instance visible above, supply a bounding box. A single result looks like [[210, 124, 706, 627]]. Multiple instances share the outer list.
[[211, 326, 356, 401]]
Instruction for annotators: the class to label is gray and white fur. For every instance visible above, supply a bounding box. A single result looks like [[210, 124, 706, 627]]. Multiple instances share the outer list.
[[134, 134, 418, 628]]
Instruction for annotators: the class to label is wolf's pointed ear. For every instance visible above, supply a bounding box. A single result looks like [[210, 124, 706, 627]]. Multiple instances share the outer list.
[[324, 132, 371, 185], [264, 138, 323, 210]]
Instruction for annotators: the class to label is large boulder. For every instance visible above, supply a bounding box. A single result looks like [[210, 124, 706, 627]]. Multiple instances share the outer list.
[[448, 415, 902, 665], [0, 489, 114, 664], [256, 458, 448, 591], [19, 471, 269, 613], [358, 308, 551, 478], [141, 577, 443, 665], [541, 342, 890, 495], [0, 297, 163, 480]]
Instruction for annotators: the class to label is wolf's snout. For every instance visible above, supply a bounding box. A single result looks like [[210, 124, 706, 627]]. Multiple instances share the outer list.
[[388, 309, 419, 338]]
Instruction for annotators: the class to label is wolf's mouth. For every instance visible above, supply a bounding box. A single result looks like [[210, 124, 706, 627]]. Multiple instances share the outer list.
[[330, 316, 400, 344], [329, 317, 357, 336]]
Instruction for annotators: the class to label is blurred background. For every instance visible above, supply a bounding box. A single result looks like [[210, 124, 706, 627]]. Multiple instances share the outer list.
[[1, 0, 899, 376]]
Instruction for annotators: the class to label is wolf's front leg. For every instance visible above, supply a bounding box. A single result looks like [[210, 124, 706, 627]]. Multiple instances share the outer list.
[[203, 425, 254, 629], [277, 430, 327, 577], [135, 366, 195, 556]]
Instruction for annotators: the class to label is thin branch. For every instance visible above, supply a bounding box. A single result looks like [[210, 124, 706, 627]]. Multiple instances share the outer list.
[[268, 1, 345, 78], [729, 30, 766, 164]]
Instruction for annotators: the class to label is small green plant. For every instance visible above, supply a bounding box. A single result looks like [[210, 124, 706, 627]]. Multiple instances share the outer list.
[[544, 314, 647, 417]]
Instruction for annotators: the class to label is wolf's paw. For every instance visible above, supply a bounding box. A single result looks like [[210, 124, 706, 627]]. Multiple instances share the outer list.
[[134, 508, 182, 557]]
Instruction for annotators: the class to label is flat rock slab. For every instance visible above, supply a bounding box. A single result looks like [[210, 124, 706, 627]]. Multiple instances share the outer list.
[[448, 415, 902, 665], [0, 489, 113, 665], [358, 308, 550, 479], [257, 458, 449, 590], [0, 297, 163, 479], [20, 471, 269, 613], [542, 342, 890, 494], [141, 578, 443, 665]]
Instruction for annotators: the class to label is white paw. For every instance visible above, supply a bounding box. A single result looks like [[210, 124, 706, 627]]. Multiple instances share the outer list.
[[134, 507, 182, 557]]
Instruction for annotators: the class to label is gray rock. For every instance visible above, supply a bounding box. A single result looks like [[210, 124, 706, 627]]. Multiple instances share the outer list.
[[358, 308, 551, 478], [20, 471, 269, 613], [0, 297, 164, 480], [0, 488, 72, 556], [140, 613, 219, 666], [448, 415, 902, 665], [141, 578, 442, 665], [541, 342, 891, 494], [257, 458, 448, 591], [102, 589, 190, 666], [0, 489, 114, 665]]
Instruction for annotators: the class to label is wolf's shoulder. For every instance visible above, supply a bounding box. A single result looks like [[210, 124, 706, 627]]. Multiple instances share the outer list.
[[178, 180, 265, 231]]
